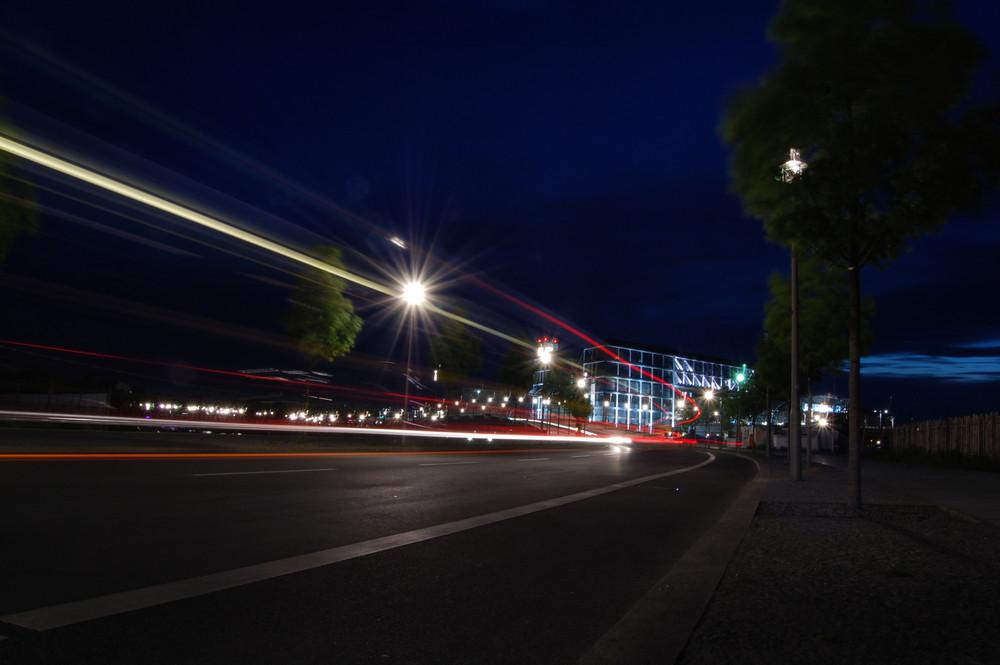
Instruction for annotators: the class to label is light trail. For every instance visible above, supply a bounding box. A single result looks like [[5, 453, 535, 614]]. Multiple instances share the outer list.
[[191, 468, 339, 476], [0, 135, 389, 292], [0, 134, 706, 425], [0, 450, 578, 461], [465, 274, 701, 421], [0, 410, 633, 446], [0, 339, 437, 406], [0, 134, 527, 350]]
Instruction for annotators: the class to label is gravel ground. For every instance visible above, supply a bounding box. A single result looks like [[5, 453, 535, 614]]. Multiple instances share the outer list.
[[677, 457, 1000, 665]]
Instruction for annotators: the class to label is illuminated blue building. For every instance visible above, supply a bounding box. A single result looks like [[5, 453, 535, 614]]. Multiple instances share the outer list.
[[579, 341, 750, 432]]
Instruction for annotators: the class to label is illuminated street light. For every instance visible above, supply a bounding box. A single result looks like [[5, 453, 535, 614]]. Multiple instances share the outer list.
[[537, 338, 555, 365], [734, 363, 747, 445], [780, 147, 807, 182], [780, 147, 805, 481], [402, 281, 426, 306], [401, 280, 426, 427], [537, 338, 557, 431]]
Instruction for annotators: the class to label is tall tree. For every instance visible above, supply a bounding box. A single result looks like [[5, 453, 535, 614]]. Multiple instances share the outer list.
[[725, 372, 769, 446], [760, 256, 873, 395], [495, 339, 537, 394], [281, 246, 363, 364], [760, 255, 872, 462], [722, 0, 1000, 509], [543, 366, 593, 431], [428, 315, 484, 397]]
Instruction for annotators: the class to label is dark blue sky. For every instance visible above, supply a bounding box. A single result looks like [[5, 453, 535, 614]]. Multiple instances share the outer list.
[[1, 0, 999, 420]]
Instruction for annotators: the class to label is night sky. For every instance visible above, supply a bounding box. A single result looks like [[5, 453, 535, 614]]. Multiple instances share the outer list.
[[2, 1, 999, 420]]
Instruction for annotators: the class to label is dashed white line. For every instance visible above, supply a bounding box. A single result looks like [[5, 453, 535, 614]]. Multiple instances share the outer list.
[[418, 461, 479, 467], [192, 468, 338, 477], [518, 457, 550, 462], [3, 453, 716, 631], [571, 455, 591, 458]]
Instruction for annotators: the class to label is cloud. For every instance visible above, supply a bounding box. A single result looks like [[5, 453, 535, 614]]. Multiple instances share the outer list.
[[956, 339, 1000, 350], [862, 351, 1000, 383]]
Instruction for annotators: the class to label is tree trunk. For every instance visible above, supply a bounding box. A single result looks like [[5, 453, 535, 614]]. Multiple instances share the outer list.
[[789, 246, 801, 480], [765, 388, 772, 458], [848, 267, 862, 510], [806, 379, 813, 470]]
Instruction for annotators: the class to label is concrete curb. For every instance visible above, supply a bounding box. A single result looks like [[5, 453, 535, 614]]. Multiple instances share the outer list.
[[578, 453, 765, 665]]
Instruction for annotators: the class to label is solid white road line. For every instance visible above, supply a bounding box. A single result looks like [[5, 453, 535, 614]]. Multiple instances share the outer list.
[[2, 453, 715, 631], [417, 461, 479, 467], [192, 468, 338, 477]]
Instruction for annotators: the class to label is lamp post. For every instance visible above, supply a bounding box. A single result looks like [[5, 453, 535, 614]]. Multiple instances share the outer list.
[[734, 364, 746, 446], [576, 375, 590, 433], [401, 281, 425, 427], [780, 148, 806, 481], [702, 389, 716, 439], [536, 338, 557, 432]]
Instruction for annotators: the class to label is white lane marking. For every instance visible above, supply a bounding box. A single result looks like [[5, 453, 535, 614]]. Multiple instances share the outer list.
[[3, 453, 715, 631], [418, 461, 479, 467], [518, 457, 549, 462], [571, 455, 591, 458], [192, 468, 338, 477]]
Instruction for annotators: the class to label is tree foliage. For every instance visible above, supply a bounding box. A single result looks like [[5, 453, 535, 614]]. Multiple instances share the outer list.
[[722, 0, 1000, 507], [728, 373, 769, 427], [723, 0, 1000, 268], [281, 246, 363, 363], [757, 255, 873, 392], [542, 366, 593, 425], [495, 339, 537, 393], [428, 315, 484, 393]]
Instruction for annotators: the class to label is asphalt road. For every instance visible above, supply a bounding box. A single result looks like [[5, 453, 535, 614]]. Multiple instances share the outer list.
[[1, 437, 755, 664]]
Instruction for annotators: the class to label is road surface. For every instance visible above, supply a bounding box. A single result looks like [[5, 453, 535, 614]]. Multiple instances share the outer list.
[[1, 435, 755, 664]]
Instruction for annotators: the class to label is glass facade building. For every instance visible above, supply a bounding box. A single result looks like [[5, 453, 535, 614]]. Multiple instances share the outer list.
[[579, 342, 750, 431]]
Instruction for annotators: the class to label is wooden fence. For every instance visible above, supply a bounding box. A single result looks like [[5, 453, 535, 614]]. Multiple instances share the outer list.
[[893, 413, 1000, 460]]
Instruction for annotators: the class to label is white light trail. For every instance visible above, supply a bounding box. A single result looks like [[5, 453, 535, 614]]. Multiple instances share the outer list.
[[0, 411, 633, 445], [0, 135, 529, 349], [0, 135, 391, 295]]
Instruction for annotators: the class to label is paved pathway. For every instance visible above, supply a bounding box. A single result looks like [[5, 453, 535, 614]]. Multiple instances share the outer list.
[[805, 453, 1000, 526]]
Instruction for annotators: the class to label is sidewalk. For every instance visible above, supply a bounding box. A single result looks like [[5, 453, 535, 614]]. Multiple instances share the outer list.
[[677, 453, 1000, 665]]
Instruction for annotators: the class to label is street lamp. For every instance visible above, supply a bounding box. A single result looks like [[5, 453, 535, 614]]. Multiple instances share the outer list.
[[401, 280, 425, 427], [703, 389, 716, 439], [537, 338, 556, 430], [402, 281, 425, 306], [780, 147, 806, 481], [734, 364, 747, 445]]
